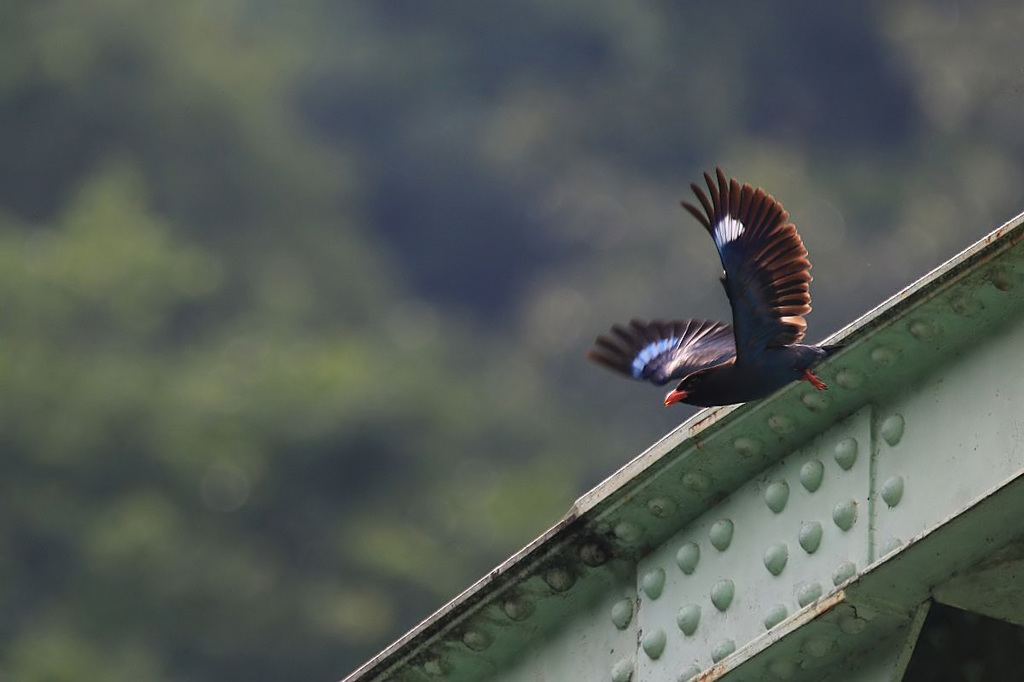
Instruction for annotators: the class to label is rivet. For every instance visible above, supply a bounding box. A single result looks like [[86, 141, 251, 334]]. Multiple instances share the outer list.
[[647, 497, 677, 518], [763, 604, 788, 630], [801, 391, 830, 411], [711, 639, 736, 663], [835, 368, 864, 389], [855, 604, 878, 621], [799, 460, 824, 492], [798, 387, 831, 409], [768, 658, 797, 679], [881, 537, 902, 556], [677, 604, 701, 636], [709, 519, 734, 551], [832, 499, 858, 531], [611, 599, 634, 630], [682, 472, 711, 492], [611, 657, 634, 682], [579, 542, 608, 566], [463, 629, 492, 651], [909, 320, 935, 340], [881, 475, 905, 507], [796, 581, 823, 607], [767, 414, 796, 434], [503, 596, 535, 621], [832, 561, 856, 586], [678, 664, 702, 682], [763, 543, 788, 576], [871, 346, 897, 365], [880, 414, 905, 446], [840, 615, 867, 635], [676, 542, 700, 574], [833, 437, 858, 470], [545, 567, 575, 592], [799, 521, 823, 554], [950, 294, 982, 316], [802, 635, 832, 658], [764, 480, 790, 513], [614, 521, 643, 543], [710, 579, 735, 611], [991, 268, 1014, 291], [733, 436, 763, 457], [641, 568, 666, 599], [423, 657, 450, 677], [642, 629, 666, 660]]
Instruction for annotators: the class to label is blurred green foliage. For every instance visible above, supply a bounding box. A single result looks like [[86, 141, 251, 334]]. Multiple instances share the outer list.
[[0, 1, 1022, 680]]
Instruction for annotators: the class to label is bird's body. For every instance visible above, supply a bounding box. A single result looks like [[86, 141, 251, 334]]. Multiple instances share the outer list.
[[587, 169, 838, 408], [666, 345, 831, 407]]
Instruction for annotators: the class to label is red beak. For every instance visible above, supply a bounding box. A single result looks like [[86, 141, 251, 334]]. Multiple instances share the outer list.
[[664, 389, 689, 406]]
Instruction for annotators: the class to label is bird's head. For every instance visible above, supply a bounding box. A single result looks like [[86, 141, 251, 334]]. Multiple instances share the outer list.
[[663, 371, 708, 407]]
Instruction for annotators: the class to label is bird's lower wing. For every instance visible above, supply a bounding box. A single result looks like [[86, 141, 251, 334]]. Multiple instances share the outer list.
[[586, 318, 736, 386]]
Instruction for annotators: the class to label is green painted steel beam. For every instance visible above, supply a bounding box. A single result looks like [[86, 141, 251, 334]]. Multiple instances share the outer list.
[[344, 209, 1024, 682]]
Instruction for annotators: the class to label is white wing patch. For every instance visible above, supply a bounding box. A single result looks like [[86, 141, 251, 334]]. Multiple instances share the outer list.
[[713, 216, 745, 249], [631, 338, 679, 378]]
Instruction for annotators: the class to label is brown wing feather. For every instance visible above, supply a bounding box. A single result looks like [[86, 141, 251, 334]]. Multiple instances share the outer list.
[[680, 168, 813, 351]]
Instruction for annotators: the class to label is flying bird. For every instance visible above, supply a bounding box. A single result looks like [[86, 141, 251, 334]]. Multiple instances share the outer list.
[[586, 168, 838, 407]]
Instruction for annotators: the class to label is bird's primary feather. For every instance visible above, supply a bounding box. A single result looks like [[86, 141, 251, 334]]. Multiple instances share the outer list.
[[586, 318, 735, 386], [681, 169, 812, 357]]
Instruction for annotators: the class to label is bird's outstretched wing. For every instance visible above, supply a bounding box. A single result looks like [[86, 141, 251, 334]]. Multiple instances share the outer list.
[[681, 168, 812, 357], [586, 318, 735, 386]]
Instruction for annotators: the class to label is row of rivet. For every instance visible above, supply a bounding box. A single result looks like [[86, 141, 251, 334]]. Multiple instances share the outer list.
[[668, 556, 857, 643], [637, 628, 737, 667], [671, 423, 879, 497], [820, 278, 1010, 420], [610, 562, 847, 629], [450, 535, 619, 663], [422, 541, 611, 673], [877, 410, 906, 560], [660, 510, 860, 585], [762, 438, 860, 516]]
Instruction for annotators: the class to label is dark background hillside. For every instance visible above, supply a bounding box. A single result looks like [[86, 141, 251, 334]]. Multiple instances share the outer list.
[[1, 2, 1022, 680]]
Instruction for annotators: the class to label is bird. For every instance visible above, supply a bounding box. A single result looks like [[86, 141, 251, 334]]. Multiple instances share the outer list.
[[586, 168, 839, 408]]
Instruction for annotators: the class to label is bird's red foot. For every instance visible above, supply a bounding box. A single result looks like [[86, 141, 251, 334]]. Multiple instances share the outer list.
[[802, 369, 828, 390]]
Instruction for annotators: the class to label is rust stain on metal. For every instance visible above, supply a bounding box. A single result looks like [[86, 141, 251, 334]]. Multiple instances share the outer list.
[[688, 407, 730, 437]]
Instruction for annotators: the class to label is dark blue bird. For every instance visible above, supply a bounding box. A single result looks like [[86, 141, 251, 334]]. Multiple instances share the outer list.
[[587, 169, 839, 407]]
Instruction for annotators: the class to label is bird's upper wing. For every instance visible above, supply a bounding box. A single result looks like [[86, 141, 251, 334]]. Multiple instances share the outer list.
[[586, 318, 736, 386], [681, 168, 812, 357]]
